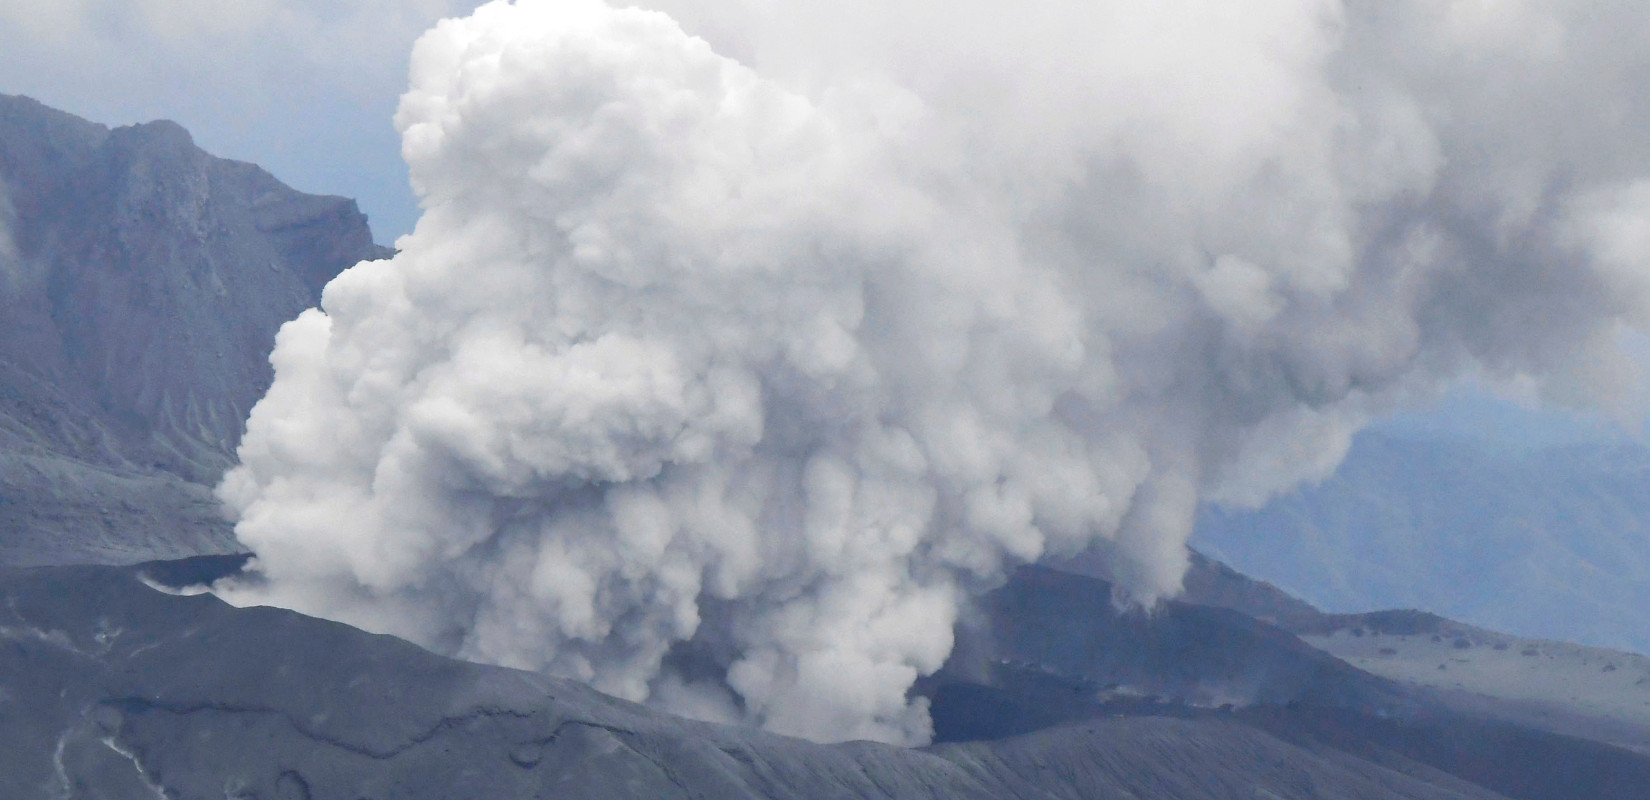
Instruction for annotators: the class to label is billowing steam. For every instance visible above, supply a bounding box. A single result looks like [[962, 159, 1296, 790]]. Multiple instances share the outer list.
[[218, 0, 1650, 743]]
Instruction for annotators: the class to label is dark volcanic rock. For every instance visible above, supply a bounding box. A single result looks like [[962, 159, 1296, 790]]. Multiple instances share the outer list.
[[0, 94, 391, 566], [985, 566, 1408, 709], [919, 564, 1650, 800]]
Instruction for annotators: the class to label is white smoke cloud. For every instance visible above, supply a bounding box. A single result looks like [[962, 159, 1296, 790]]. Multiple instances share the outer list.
[[218, 0, 1650, 744]]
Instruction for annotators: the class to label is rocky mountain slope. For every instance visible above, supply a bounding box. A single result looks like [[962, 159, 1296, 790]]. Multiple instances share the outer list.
[[9, 555, 1650, 799], [1301, 610, 1650, 756], [0, 560, 1553, 800], [925, 562, 1650, 800], [0, 94, 390, 566], [1145, 551, 1650, 758]]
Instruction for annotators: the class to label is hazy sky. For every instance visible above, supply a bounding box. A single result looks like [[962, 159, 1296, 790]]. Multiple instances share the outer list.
[[0, 0, 488, 243]]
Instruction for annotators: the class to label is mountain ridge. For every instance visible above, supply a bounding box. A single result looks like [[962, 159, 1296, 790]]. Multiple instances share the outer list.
[[0, 93, 390, 566]]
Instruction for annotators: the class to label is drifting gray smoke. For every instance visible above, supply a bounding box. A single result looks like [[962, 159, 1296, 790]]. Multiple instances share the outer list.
[[218, 0, 1650, 743]]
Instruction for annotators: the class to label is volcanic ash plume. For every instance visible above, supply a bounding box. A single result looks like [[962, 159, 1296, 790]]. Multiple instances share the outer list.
[[218, 0, 1650, 743]]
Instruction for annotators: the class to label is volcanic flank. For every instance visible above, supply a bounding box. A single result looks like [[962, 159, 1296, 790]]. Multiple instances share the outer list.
[[0, 92, 390, 568]]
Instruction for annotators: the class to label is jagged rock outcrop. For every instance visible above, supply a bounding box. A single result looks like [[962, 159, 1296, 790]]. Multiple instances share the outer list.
[[0, 94, 391, 565]]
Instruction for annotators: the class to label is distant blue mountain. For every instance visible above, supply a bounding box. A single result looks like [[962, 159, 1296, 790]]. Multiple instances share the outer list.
[[1196, 431, 1650, 655]]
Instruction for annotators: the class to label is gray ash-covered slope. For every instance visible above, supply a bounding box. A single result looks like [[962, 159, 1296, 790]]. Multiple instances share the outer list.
[[0, 94, 390, 566], [0, 562, 1518, 800], [1300, 608, 1650, 756], [1156, 554, 1650, 759]]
